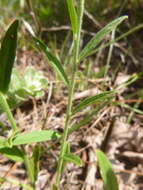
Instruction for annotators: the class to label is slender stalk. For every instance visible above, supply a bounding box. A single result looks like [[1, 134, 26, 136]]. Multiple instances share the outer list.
[[56, 33, 79, 188], [104, 29, 115, 77], [0, 92, 35, 189], [26, 0, 41, 35], [56, 0, 85, 187], [0, 92, 18, 132], [21, 146, 35, 189]]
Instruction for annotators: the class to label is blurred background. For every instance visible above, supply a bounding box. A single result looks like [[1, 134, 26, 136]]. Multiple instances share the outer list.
[[1, 0, 143, 71]]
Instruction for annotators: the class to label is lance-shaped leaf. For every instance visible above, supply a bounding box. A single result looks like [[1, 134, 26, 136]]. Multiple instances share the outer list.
[[33, 37, 69, 86], [96, 149, 119, 190], [63, 153, 83, 167], [30, 145, 41, 183], [52, 184, 59, 190], [13, 130, 61, 145], [73, 90, 116, 113], [77, 0, 85, 36], [67, 0, 78, 35], [0, 20, 19, 94], [79, 16, 128, 61], [61, 141, 71, 174], [69, 104, 106, 134], [0, 146, 24, 162]]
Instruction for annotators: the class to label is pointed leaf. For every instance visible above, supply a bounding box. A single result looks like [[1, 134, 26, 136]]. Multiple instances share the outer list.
[[73, 90, 116, 113], [64, 153, 83, 166], [77, 0, 85, 35], [96, 149, 119, 190], [0, 20, 19, 93], [61, 141, 71, 174], [33, 37, 69, 86], [0, 91, 18, 131], [65, 141, 71, 154], [69, 104, 106, 134], [79, 16, 128, 61], [13, 130, 61, 145], [67, 0, 78, 35], [30, 145, 41, 182], [52, 184, 59, 190], [0, 146, 24, 162]]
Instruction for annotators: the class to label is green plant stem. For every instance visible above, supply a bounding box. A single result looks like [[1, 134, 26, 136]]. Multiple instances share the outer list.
[[127, 100, 141, 123], [0, 92, 18, 132], [0, 92, 35, 189], [104, 29, 115, 77], [56, 23, 81, 187], [21, 146, 35, 189], [56, 0, 84, 187], [56, 36, 79, 188]]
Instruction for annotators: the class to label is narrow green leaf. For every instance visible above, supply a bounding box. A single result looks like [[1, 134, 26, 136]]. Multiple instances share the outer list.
[[77, 0, 85, 36], [69, 104, 106, 134], [33, 37, 69, 86], [67, 0, 78, 35], [30, 145, 41, 182], [6, 178, 33, 190], [82, 23, 143, 59], [73, 90, 116, 113], [13, 130, 61, 145], [0, 91, 18, 131], [0, 20, 19, 93], [96, 149, 119, 190], [65, 141, 70, 154], [0, 146, 24, 162], [61, 141, 71, 174], [118, 103, 143, 115], [64, 153, 83, 166], [52, 184, 59, 190], [79, 16, 128, 61]]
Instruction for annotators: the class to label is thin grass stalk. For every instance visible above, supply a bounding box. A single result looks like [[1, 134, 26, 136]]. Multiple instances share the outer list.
[[104, 29, 115, 77], [56, 0, 85, 187]]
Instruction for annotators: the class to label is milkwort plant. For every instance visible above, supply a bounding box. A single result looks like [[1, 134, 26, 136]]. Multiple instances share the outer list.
[[32, 0, 128, 189], [0, 1, 129, 190]]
